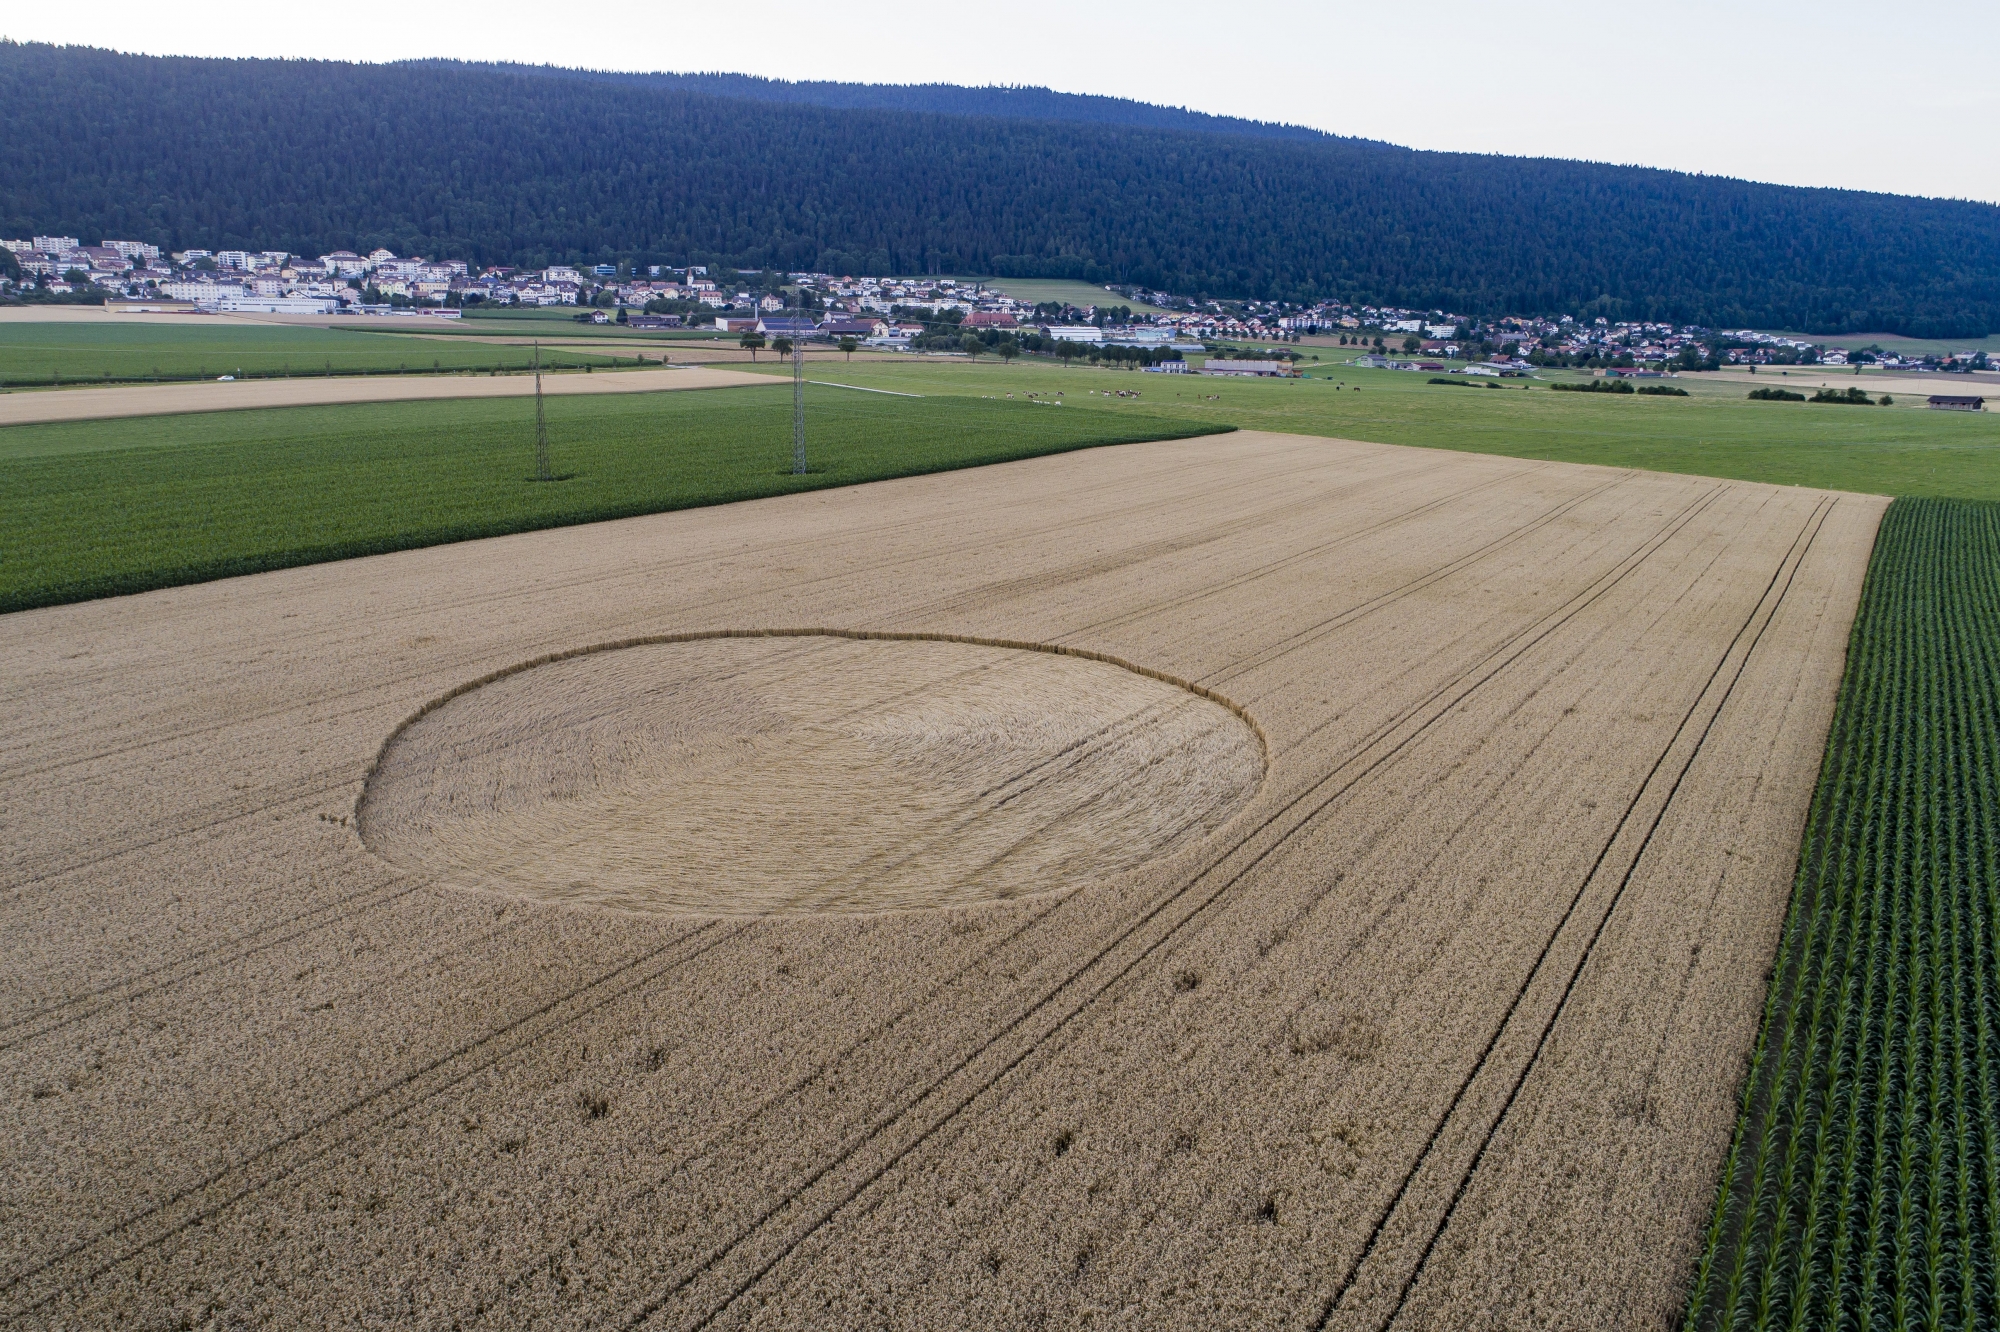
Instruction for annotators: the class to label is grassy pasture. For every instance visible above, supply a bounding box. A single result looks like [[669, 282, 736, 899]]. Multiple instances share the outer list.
[[403, 319, 733, 342], [421, 306, 732, 340], [0, 385, 1227, 612], [955, 277, 1170, 313], [1759, 329, 2000, 358], [731, 357, 2000, 500], [0, 321, 628, 385]]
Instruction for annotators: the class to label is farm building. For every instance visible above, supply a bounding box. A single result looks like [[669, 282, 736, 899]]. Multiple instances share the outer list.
[[819, 318, 883, 338], [1199, 359, 1297, 377], [755, 316, 820, 338], [1927, 394, 1985, 410]]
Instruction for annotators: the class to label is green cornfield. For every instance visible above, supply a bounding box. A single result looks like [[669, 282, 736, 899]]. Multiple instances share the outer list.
[[1686, 497, 2000, 1330]]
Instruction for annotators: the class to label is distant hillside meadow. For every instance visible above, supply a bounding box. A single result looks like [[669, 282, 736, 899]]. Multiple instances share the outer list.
[[4, 42, 2000, 336]]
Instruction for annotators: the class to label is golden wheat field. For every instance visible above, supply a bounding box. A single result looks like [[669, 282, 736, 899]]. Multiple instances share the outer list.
[[1, 430, 1883, 1331]]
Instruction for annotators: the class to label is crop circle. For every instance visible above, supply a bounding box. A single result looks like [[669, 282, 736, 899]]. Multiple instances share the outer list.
[[359, 633, 1262, 915]]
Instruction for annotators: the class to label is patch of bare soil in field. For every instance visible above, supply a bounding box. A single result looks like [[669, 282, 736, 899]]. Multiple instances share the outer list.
[[361, 633, 1262, 915], [0, 431, 1883, 1331], [0, 363, 769, 426]]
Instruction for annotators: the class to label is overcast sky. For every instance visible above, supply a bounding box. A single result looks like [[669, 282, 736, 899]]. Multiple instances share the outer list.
[[9, 2, 1996, 205]]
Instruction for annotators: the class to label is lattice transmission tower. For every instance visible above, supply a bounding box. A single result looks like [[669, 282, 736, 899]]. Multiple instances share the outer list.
[[532, 341, 552, 482], [792, 341, 807, 474]]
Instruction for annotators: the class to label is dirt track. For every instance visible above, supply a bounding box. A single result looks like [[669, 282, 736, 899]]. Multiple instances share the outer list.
[[0, 364, 774, 427], [0, 432, 1883, 1330]]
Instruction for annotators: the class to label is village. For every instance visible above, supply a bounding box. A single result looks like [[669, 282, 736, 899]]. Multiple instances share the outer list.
[[2, 233, 1993, 377]]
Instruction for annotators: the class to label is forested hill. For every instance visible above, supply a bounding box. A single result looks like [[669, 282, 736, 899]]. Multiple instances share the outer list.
[[6, 42, 1999, 336], [405, 62, 1339, 144]]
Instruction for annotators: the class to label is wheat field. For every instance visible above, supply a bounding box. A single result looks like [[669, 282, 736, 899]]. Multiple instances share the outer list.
[[0, 430, 1882, 1330]]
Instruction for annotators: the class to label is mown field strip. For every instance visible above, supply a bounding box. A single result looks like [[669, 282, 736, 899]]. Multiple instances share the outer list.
[[1684, 497, 2000, 1332]]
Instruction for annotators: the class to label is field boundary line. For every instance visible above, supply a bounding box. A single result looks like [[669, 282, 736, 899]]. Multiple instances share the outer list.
[[0, 440, 1248, 790], [1315, 493, 1838, 1330], [804, 380, 922, 397]]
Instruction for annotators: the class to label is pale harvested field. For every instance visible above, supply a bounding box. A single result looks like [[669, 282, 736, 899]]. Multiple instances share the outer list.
[[0, 364, 773, 427], [0, 431, 1883, 1330], [1706, 367, 2000, 399]]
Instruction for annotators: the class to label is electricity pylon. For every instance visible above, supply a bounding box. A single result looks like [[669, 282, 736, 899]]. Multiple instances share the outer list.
[[792, 340, 807, 474], [533, 341, 551, 481]]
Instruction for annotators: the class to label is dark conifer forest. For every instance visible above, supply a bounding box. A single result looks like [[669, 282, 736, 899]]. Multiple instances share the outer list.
[[5, 42, 1997, 336]]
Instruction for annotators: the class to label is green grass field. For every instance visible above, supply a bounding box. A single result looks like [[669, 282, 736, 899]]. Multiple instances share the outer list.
[[1760, 330, 2000, 358], [0, 385, 1227, 612], [1684, 497, 2000, 1332], [0, 321, 631, 385], [733, 357, 2000, 501], [7, 349, 2000, 612], [953, 277, 1169, 314], [425, 307, 727, 341]]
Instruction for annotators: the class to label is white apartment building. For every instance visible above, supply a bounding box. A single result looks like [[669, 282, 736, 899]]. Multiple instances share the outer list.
[[102, 240, 162, 264], [161, 279, 247, 303]]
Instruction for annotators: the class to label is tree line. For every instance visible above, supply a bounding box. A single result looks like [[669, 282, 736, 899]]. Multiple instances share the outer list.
[[3, 43, 1997, 337]]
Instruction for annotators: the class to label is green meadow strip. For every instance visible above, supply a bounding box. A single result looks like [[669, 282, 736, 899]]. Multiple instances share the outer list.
[[0, 387, 1230, 613]]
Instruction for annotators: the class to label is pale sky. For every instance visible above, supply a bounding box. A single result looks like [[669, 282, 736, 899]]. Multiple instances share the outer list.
[[9, 2, 1997, 205]]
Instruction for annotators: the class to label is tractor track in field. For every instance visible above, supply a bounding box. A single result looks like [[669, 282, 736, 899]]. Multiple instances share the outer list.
[[606, 485, 1735, 1330], [1, 921, 746, 1314], [2, 433, 1883, 1331], [10, 476, 1720, 1325], [0, 465, 1577, 1046], [1317, 494, 1839, 1330]]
